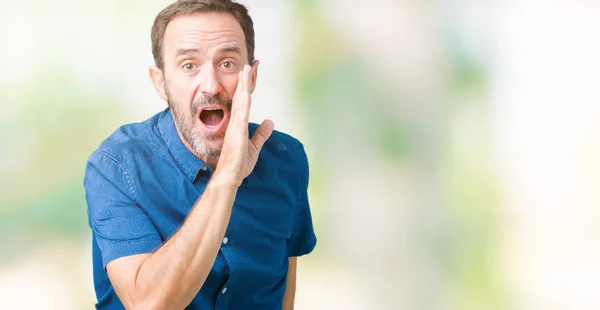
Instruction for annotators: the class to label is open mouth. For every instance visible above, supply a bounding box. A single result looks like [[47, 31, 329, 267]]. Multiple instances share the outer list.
[[199, 107, 227, 133]]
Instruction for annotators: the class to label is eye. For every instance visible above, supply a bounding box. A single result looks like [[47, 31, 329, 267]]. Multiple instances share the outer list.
[[182, 63, 197, 71], [220, 61, 235, 70]]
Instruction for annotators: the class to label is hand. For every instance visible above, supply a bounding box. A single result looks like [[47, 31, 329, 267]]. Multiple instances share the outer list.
[[215, 65, 274, 186]]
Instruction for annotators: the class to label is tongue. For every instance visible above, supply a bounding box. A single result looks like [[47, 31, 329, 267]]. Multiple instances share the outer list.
[[200, 110, 224, 126]]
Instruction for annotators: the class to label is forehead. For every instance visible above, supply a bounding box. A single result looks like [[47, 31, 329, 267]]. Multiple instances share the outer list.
[[163, 12, 246, 57]]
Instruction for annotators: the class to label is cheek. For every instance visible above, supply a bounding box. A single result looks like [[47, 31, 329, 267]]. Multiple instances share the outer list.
[[165, 76, 197, 105], [221, 74, 240, 98]]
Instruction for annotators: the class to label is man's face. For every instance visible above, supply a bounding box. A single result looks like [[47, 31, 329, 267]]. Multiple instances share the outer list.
[[154, 12, 257, 158]]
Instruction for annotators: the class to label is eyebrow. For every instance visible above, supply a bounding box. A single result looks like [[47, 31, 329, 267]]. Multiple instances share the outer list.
[[176, 48, 202, 57], [175, 45, 242, 58], [216, 45, 242, 55]]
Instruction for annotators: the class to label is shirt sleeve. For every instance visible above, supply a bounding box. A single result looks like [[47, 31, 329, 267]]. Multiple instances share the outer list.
[[84, 152, 162, 269], [287, 144, 317, 257]]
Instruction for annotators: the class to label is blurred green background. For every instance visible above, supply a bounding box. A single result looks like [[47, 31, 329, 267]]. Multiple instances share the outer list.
[[1, 1, 600, 309]]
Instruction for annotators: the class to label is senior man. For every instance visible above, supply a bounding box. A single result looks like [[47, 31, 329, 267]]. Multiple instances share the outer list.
[[83, 1, 317, 309]]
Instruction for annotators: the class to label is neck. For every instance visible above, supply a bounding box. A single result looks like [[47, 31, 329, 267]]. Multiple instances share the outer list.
[[200, 155, 219, 171]]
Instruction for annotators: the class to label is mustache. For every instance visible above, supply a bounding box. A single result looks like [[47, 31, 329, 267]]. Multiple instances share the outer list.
[[191, 95, 232, 116]]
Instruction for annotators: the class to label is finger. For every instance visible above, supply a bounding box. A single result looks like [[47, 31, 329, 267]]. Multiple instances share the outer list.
[[235, 66, 251, 125], [242, 64, 252, 94], [235, 70, 243, 97], [250, 119, 274, 151], [228, 70, 246, 134], [229, 70, 244, 122]]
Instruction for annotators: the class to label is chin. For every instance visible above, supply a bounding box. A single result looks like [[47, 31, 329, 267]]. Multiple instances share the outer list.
[[191, 135, 224, 158]]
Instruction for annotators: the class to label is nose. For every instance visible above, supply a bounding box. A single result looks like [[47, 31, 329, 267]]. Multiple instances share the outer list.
[[197, 64, 222, 96]]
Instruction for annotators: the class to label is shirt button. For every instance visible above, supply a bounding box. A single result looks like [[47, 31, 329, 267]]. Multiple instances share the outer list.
[[200, 166, 207, 171], [221, 287, 228, 294], [222, 237, 229, 245]]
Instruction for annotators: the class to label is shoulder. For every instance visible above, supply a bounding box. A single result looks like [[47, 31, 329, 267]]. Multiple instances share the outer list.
[[249, 123, 309, 191], [88, 111, 165, 165], [84, 111, 167, 202], [249, 122, 308, 168]]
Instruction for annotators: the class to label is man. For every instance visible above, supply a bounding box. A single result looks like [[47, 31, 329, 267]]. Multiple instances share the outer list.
[[83, 1, 317, 309]]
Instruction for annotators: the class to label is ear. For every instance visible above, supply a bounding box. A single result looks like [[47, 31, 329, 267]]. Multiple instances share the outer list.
[[250, 60, 259, 94], [149, 66, 168, 101]]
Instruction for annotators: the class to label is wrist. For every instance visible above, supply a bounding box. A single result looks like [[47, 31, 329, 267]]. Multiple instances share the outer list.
[[210, 170, 242, 189]]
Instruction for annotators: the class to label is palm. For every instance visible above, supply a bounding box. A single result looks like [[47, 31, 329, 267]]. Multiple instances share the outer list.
[[217, 65, 273, 185]]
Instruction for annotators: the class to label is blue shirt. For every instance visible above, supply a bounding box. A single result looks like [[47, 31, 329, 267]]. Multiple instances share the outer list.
[[83, 109, 317, 310]]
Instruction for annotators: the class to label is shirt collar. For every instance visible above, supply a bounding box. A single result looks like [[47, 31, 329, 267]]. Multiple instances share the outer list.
[[158, 108, 207, 182]]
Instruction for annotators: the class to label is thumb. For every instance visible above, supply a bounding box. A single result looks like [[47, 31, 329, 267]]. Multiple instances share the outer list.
[[251, 119, 274, 152]]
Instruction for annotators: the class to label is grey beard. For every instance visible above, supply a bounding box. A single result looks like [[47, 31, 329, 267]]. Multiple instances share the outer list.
[[167, 91, 231, 158]]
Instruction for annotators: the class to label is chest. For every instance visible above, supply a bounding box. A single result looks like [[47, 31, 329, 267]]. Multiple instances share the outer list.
[[136, 166, 297, 248]]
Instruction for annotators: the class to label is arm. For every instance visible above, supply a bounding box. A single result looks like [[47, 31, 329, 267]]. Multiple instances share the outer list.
[[282, 257, 297, 310], [282, 140, 317, 310], [107, 176, 238, 309], [105, 65, 274, 310]]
